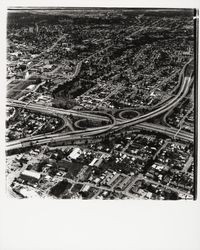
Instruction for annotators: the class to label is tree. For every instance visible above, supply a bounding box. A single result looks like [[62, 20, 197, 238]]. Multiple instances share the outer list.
[[49, 179, 69, 197]]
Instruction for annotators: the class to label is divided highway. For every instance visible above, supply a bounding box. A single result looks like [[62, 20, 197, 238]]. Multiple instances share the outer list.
[[6, 59, 194, 151]]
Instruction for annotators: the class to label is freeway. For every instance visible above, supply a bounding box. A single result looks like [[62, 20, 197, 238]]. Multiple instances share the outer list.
[[6, 121, 193, 152], [7, 75, 193, 130], [7, 98, 112, 122], [6, 118, 193, 150], [6, 59, 194, 151], [134, 123, 193, 142], [152, 59, 190, 109]]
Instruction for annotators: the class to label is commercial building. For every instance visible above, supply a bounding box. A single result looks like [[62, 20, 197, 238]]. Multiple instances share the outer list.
[[20, 170, 41, 183]]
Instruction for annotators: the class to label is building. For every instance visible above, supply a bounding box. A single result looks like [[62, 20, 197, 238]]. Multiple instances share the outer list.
[[19, 188, 40, 198], [68, 148, 82, 160], [107, 173, 120, 187], [94, 156, 104, 167], [20, 170, 41, 183], [29, 27, 34, 33], [81, 185, 90, 192], [116, 176, 131, 191], [89, 158, 98, 166], [35, 24, 39, 33]]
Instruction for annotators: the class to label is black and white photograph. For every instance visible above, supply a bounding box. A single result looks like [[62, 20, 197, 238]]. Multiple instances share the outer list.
[[5, 7, 198, 200], [1, 1, 200, 250]]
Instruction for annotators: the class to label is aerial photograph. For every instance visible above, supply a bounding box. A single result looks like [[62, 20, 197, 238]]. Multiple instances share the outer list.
[[6, 7, 196, 200]]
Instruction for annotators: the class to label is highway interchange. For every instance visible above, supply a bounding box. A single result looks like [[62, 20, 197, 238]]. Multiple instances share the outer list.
[[6, 58, 194, 151]]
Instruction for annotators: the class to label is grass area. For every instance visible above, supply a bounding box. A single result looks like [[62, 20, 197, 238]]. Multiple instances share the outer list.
[[65, 162, 84, 179], [71, 183, 83, 193], [81, 187, 99, 199]]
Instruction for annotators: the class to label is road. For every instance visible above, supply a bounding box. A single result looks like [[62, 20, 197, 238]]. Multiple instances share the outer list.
[[25, 34, 66, 73], [6, 59, 194, 151], [182, 156, 193, 173], [66, 178, 140, 199], [66, 171, 192, 199]]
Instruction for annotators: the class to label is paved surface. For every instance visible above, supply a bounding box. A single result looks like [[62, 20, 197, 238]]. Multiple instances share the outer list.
[[182, 156, 193, 173]]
